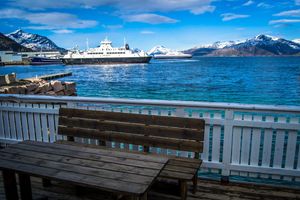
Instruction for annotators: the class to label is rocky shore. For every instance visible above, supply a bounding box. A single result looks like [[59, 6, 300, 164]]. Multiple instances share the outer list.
[[0, 73, 76, 96]]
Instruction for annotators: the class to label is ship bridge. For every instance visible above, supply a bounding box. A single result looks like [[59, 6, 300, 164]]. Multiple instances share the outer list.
[[100, 38, 113, 49]]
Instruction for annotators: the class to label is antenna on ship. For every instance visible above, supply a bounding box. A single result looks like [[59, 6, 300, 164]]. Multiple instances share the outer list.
[[86, 38, 89, 50], [123, 37, 126, 47]]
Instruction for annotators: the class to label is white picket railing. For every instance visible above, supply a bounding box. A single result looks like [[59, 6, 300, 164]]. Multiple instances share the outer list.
[[0, 94, 299, 182]]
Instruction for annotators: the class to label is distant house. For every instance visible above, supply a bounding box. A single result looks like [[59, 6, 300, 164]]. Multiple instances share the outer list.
[[0, 51, 22, 63], [18, 51, 62, 58]]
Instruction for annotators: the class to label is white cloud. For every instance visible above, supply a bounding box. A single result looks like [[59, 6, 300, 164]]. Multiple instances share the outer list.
[[140, 30, 155, 34], [257, 2, 272, 9], [7, 0, 215, 15], [221, 13, 250, 21], [123, 13, 178, 24], [190, 5, 215, 15], [52, 29, 73, 34], [0, 9, 98, 31], [243, 1, 254, 6], [274, 9, 300, 17], [102, 24, 123, 29], [269, 19, 300, 24]]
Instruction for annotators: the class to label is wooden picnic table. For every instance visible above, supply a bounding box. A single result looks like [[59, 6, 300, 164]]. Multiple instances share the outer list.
[[0, 141, 169, 200]]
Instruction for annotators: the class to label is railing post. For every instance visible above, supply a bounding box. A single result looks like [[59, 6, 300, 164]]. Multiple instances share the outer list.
[[174, 107, 185, 117], [67, 102, 77, 108], [221, 109, 234, 183]]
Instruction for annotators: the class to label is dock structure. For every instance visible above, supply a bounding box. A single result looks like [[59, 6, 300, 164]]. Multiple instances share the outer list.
[[27, 72, 72, 80]]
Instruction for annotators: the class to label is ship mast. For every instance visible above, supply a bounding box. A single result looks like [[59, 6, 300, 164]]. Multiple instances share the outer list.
[[86, 38, 89, 50]]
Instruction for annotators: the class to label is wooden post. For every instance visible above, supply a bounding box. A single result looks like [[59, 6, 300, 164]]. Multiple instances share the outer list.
[[193, 152, 199, 193], [143, 123, 150, 153], [2, 170, 18, 200], [179, 180, 187, 200], [67, 135, 75, 142], [19, 173, 32, 200], [130, 193, 147, 200], [192, 173, 198, 194], [98, 140, 106, 146], [143, 146, 150, 153], [140, 192, 148, 200]]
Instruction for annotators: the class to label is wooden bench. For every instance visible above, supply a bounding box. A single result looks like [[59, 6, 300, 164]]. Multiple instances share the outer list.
[[57, 108, 205, 200]]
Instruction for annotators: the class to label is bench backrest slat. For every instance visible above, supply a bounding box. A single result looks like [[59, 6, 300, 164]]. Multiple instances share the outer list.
[[58, 108, 205, 153]]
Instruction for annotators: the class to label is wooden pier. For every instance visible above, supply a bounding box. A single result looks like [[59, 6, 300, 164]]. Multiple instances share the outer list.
[[27, 72, 72, 80]]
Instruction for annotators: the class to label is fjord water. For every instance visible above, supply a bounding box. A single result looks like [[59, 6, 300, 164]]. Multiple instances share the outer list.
[[1, 56, 300, 106]]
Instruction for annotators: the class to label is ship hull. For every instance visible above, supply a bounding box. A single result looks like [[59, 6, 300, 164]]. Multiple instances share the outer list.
[[62, 56, 151, 65], [29, 57, 62, 65], [153, 55, 192, 59]]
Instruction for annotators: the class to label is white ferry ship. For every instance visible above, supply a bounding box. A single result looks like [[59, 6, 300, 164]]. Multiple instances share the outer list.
[[62, 38, 151, 65]]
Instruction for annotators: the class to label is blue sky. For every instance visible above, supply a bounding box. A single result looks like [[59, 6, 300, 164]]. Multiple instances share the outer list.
[[0, 0, 300, 50]]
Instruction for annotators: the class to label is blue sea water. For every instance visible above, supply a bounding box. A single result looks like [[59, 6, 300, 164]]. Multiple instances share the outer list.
[[1, 56, 300, 106]]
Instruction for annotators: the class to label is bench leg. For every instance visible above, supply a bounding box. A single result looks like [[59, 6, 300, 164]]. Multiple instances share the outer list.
[[42, 178, 52, 187], [130, 192, 147, 200], [2, 170, 18, 200], [193, 170, 198, 193], [75, 185, 85, 196], [19, 173, 32, 200], [140, 192, 147, 200], [179, 180, 187, 200]]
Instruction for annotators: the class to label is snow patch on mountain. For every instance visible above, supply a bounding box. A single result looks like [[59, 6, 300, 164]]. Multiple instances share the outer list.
[[195, 41, 242, 49], [254, 34, 280, 41], [293, 39, 300, 44], [147, 45, 184, 55], [6, 29, 65, 51], [236, 34, 300, 50]]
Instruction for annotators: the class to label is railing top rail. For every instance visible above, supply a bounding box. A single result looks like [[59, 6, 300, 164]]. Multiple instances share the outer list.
[[1, 94, 300, 113]]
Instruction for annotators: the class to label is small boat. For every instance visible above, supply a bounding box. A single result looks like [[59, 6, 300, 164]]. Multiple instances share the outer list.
[[62, 38, 151, 65], [29, 56, 62, 65]]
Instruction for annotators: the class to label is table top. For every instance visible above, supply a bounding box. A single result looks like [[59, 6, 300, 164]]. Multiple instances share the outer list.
[[0, 141, 168, 195]]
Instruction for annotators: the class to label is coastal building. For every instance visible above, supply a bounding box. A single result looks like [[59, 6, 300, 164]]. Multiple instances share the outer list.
[[0, 51, 22, 63], [18, 51, 62, 58]]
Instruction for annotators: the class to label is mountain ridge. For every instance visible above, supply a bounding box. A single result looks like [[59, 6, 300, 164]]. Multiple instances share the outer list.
[[6, 29, 65, 52], [0, 32, 32, 52], [184, 34, 300, 56]]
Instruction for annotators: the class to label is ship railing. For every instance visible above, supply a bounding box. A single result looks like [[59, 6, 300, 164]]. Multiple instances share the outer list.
[[0, 94, 299, 183]]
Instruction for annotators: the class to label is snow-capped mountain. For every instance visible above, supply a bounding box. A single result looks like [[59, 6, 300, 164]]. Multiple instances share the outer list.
[[195, 41, 241, 49], [0, 32, 31, 52], [6, 29, 65, 52], [293, 39, 300, 44], [148, 45, 173, 55], [185, 34, 300, 56], [148, 45, 184, 55]]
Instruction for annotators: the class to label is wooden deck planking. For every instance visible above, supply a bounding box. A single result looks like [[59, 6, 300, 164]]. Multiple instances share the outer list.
[[0, 141, 168, 196], [0, 174, 299, 200]]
